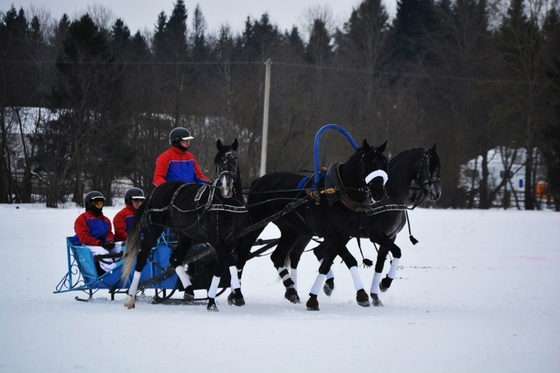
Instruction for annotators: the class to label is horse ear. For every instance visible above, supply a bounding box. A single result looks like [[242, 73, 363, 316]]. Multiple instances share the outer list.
[[232, 138, 238, 151], [362, 139, 372, 151], [432, 143, 437, 152], [216, 139, 223, 150], [377, 140, 388, 153]]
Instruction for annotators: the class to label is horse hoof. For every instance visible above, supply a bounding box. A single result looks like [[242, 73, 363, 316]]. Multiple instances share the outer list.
[[124, 296, 135, 309], [183, 285, 194, 303], [227, 292, 245, 306], [183, 290, 195, 303], [356, 289, 370, 307], [371, 293, 384, 307], [380, 276, 393, 292], [207, 299, 219, 312], [285, 288, 301, 303], [306, 295, 319, 311], [323, 278, 335, 296]]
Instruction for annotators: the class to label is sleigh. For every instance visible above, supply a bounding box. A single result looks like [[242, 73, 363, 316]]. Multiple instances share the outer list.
[[53, 232, 232, 303]]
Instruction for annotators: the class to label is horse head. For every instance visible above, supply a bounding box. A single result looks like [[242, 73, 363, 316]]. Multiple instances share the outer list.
[[361, 139, 389, 204], [417, 143, 441, 202], [215, 139, 239, 199]]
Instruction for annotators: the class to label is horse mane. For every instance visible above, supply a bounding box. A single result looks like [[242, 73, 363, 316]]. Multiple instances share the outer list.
[[390, 147, 425, 164]]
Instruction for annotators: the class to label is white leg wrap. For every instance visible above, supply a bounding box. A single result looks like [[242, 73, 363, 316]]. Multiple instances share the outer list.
[[350, 266, 364, 291], [128, 271, 141, 295], [229, 266, 241, 290], [175, 266, 192, 288], [207, 276, 221, 298], [310, 273, 327, 296], [290, 267, 298, 290], [277, 266, 291, 282], [370, 272, 382, 295], [387, 258, 400, 279]]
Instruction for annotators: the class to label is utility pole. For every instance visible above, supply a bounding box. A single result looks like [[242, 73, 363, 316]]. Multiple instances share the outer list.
[[260, 58, 271, 176]]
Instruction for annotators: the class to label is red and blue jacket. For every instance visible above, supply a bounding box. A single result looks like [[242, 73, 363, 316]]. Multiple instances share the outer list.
[[113, 205, 137, 241], [153, 146, 210, 186], [73, 210, 114, 246]]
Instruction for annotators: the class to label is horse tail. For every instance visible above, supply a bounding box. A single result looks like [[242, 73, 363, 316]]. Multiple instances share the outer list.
[[120, 198, 149, 282]]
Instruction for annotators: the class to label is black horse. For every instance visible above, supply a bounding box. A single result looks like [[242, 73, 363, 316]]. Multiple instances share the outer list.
[[121, 139, 249, 311], [310, 145, 441, 306], [235, 140, 389, 311]]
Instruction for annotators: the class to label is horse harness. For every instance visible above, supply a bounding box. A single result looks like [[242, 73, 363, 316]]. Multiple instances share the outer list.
[[142, 180, 247, 233]]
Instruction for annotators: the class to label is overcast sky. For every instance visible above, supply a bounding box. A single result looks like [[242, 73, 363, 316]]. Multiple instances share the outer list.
[[5, 0, 397, 35]]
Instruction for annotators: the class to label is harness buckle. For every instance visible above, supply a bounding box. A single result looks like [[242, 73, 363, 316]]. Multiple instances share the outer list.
[[306, 189, 321, 204]]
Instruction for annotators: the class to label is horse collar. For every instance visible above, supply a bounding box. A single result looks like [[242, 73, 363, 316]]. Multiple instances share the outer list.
[[324, 162, 371, 212]]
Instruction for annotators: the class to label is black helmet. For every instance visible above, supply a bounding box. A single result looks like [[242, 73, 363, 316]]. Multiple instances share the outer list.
[[125, 187, 146, 205], [84, 191, 105, 210], [169, 127, 194, 146]]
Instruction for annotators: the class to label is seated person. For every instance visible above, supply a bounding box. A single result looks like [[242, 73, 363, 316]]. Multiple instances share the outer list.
[[113, 187, 145, 242], [73, 191, 120, 274]]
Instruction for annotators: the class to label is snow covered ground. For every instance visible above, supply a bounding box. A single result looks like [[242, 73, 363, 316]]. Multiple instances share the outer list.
[[0, 204, 558, 373]]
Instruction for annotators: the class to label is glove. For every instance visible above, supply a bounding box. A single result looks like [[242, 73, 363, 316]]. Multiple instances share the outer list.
[[100, 240, 115, 250]]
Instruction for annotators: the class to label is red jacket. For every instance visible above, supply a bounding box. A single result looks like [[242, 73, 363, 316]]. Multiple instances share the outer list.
[[113, 205, 137, 241], [153, 146, 210, 186], [73, 210, 114, 246]]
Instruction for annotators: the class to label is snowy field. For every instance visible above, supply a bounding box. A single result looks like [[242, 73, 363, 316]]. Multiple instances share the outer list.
[[0, 203, 559, 373]]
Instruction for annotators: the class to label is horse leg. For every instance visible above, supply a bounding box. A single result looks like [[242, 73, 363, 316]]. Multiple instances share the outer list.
[[206, 251, 225, 312], [338, 249, 370, 307], [380, 243, 401, 292], [370, 242, 389, 307], [271, 232, 302, 303], [173, 233, 195, 302], [233, 230, 262, 290], [313, 243, 335, 296], [227, 265, 245, 306], [124, 228, 162, 309], [286, 236, 310, 301], [369, 234, 401, 307], [305, 255, 333, 311], [124, 270, 142, 309]]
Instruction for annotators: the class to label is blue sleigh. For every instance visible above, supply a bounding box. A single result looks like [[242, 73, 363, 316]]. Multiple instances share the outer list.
[[54, 233, 226, 302]]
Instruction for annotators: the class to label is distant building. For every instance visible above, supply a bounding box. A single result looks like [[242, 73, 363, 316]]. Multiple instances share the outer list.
[[459, 147, 549, 208]]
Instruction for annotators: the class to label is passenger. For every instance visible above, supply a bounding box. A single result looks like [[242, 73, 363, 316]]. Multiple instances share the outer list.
[[153, 127, 210, 187], [113, 187, 145, 242], [73, 191, 120, 273]]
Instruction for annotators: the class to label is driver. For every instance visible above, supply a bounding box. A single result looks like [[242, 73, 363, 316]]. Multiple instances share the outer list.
[[153, 127, 210, 187]]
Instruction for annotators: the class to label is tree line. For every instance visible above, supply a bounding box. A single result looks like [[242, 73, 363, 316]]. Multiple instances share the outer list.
[[1, 0, 559, 210]]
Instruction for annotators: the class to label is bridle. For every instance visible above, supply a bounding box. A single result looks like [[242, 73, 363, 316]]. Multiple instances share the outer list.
[[410, 150, 440, 208], [214, 150, 239, 199]]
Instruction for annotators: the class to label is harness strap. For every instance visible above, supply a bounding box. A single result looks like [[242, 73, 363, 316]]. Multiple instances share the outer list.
[[366, 203, 409, 216], [354, 238, 373, 267], [405, 210, 419, 245], [239, 195, 311, 237]]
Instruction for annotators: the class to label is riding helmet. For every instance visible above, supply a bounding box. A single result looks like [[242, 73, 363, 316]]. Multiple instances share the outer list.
[[84, 191, 105, 210], [124, 187, 146, 205], [169, 127, 194, 146]]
